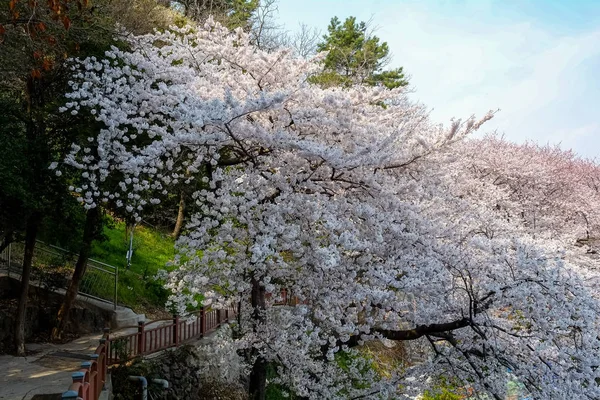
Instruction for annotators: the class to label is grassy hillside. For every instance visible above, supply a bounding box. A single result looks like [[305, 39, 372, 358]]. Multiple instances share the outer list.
[[91, 218, 175, 272], [90, 217, 176, 312]]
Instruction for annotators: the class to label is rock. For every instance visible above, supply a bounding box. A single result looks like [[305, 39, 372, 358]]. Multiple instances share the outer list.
[[111, 345, 247, 400]]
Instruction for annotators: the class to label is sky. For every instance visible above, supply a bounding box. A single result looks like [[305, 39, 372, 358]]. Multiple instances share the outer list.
[[274, 0, 600, 159]]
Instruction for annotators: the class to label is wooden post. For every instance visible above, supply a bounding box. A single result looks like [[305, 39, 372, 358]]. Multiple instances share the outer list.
[[200, 307, 205, 336], [173, 315, 179, 346], [216, 309, 222, 326], [103, 328, 110, 364], [137, 320, 145, 356], [90, 354, 99, 398], [80, 361, 91, 399], [99, 338, 107, 377]]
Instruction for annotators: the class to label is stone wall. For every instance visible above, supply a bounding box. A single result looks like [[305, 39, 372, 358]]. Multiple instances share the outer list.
[[111, 344, 247, 400], [0, 276, 112, 352]]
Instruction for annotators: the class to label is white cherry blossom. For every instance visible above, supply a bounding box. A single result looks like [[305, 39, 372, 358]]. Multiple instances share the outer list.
[[60, 19, 600, 399]]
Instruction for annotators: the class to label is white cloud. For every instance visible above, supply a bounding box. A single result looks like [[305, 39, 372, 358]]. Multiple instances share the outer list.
[[374, 2, 600, 158], [275, 0, 600, 158]]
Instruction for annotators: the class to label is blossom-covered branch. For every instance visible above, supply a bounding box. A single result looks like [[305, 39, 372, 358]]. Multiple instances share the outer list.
[[58, 18, 600, 400]]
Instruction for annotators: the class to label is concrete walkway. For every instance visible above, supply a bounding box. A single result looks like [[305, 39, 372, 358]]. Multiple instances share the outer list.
[[0, 318, 178, 400], [0, 332, 103, 400], [0, 273, 147, 399]]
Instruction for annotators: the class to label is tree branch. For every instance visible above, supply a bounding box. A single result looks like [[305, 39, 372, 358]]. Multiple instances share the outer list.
[[375, 317, 471, 341]]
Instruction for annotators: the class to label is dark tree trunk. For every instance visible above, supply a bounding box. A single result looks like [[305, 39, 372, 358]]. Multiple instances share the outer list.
[[249, 277, 267, 400], [51, 206, 100, 340], [171, 191, 185, 239], [14, 213, 40, 356], [249, 356, 267, 400]]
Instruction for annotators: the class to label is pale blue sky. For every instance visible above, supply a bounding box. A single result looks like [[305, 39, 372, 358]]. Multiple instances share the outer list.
[[274, 0, 600, 159]]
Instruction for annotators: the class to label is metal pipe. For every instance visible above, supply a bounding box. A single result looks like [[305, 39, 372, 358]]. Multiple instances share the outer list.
[[129, 375, 170, 399], [151, 378, 169, 389], [114, 264, 118, 310], [129, 375, 148, 400]]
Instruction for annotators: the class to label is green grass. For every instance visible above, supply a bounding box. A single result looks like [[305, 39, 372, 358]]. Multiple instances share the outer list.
[[89, 217, 176, 311], [91, 218, 175, 272]]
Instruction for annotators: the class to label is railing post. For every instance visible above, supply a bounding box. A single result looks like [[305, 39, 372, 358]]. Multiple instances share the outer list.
[[81, 361, 91, 380], [103, 328, 110, 365], [72, 371, 85, 385], [200, 307, 205, 336], [99, 338, 107, 372], [114, 267, 118, 311], [173, 315, 179, 346], [90, 354, 102, 400], [79, 361, 91, 399], [137, 320, 145, 356], [89, 354, 99, 399], [225, 307, 229, 321], [216, 309, 222, 326]]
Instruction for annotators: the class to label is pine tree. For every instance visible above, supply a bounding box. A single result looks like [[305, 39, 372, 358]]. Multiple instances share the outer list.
[[312, 16, 408, 89]]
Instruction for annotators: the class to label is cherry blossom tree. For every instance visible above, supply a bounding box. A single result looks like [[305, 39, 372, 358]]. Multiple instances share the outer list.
[[452, 137, 600, 244], [57, 19, 600, 400]]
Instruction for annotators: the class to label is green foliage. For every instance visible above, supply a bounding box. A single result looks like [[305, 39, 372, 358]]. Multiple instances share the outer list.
[[422, 389, 463, 400], [0, 95, 35, 234], [312, 16, 408, 89], [171, 0, 258, 29], [226, 0, 259, 29], [0, 0, 122, 253], [422, 377, 467, 400], [0, 87, 86, 247], [90, 216, 175, 309], [111, 337, 133, 362], [38, 197, 87, 251], [91, 216, 175, 271], [265, 363, 297, 400], [335, 350, 375, 390], [30, 254, 73, 294]]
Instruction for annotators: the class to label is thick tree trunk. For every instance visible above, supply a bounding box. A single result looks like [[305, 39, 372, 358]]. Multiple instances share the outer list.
[[14, 213, 40, 356], [249, 356, 267, 400], [51, 206, 100, 340], [249, 277, 267, 400], [171, 191, 185, 239]]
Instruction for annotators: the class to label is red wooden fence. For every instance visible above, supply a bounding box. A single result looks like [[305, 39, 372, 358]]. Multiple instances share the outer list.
[[60, 290, 303, 399], [105, 304, 239, 365], [61, 332, 109, 400]]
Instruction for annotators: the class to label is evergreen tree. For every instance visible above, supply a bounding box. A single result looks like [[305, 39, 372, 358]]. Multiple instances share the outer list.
[[312, 16, 408, 89]]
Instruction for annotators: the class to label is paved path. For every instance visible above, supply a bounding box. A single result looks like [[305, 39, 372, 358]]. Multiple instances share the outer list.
[[0, 303, 235, 400], [0, 319, 177, 400], [0, 333, 103, 400]]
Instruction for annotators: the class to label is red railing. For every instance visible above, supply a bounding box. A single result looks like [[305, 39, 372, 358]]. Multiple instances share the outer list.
[[105, 304, 239, 364], [271, 289, 307, 306], [60, 290, 303, 399], [61, 332, 109, 400]]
